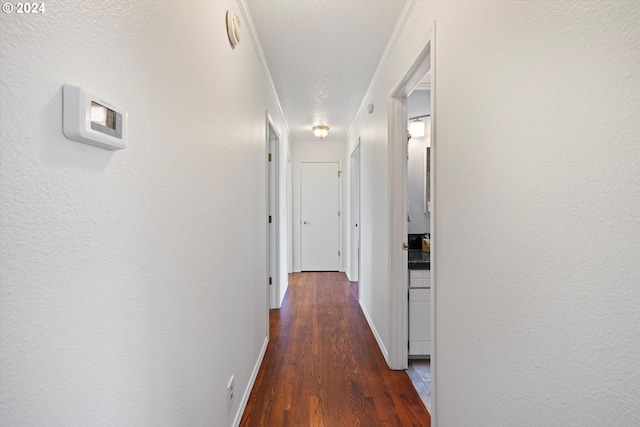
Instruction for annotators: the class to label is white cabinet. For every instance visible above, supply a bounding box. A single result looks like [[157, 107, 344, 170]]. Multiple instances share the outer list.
[[409, 269, 430, 288], [409, 270, 431, 356]]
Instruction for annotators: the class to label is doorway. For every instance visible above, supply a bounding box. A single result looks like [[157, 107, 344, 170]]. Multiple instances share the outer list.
[[387, 25, 435, 420]]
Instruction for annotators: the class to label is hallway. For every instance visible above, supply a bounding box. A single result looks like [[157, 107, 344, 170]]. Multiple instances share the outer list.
[[2, 1, 638, 425], [240, 273, 430, 426]]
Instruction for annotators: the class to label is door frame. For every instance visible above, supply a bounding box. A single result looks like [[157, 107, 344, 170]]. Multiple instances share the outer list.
[[266, 112, 281, 309], [287, 154, 293, 274], [388, 25, 435, 376], [350, 142, 361, 283]]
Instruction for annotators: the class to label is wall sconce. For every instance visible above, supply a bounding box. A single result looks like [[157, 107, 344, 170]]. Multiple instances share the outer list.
[[313, 125, 329, 139], [408, 116, 428, 138]]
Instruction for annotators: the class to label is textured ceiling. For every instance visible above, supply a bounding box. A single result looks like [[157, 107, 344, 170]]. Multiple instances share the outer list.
[[246, 0, 406, 143]]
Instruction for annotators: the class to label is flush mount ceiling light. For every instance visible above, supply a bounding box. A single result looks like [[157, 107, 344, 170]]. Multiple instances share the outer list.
[[312, 125, 329, 139]]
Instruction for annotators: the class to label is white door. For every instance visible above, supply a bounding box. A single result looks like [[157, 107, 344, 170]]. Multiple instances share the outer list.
[[268, 121, 279, 309], [350, 144, 361, 282], [301, 162, 340, 271]]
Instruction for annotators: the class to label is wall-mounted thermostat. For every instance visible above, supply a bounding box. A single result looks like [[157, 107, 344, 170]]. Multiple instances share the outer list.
[[63, 84, 127, 151]]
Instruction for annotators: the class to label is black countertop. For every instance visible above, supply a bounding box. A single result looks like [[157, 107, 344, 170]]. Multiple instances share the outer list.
[[408, 249, 430, 270]]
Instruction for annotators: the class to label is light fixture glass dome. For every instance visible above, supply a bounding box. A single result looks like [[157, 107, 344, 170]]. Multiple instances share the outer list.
[[313, 125, 329, 139]]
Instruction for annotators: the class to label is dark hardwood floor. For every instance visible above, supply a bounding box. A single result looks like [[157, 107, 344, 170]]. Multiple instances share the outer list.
[[240, 272, 430, 427]]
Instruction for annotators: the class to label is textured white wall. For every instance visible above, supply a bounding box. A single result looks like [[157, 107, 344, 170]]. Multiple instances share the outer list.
[[407, 88, 431, 118], [290, 143, 346, 273], [0, 1, 288, 425], [344, 108, 391, 358], [346, 0, 640, 425]]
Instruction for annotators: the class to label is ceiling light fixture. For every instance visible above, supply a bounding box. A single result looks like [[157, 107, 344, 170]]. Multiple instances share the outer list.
[[313, 125, 329, 139]]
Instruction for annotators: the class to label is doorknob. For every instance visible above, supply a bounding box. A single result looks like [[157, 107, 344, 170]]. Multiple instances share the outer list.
[[303, 220, 310, 224], [402, 242, 409, 251]]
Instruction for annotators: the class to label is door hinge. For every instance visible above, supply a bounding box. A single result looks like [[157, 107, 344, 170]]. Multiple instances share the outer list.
[[338, 171, 341, 178], [338, 251, 341, 257], [269, 277, 272, 285], [269, 215, 272, 223], [268, 153, 272, 162], [338, 211, 341, 217]]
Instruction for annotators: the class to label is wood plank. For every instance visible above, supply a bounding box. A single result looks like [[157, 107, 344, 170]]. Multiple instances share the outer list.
[[240, 272, 430, 427]]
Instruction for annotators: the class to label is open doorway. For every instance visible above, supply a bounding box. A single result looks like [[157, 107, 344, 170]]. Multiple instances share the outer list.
[[406, 77, 432, 413], [387, 25, 435, 417]]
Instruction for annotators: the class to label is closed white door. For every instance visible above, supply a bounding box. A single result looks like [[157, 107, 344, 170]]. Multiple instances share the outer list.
[[301, 162, 340, 271], [268, 124, 278, 308], [350, 144, 361, 282]]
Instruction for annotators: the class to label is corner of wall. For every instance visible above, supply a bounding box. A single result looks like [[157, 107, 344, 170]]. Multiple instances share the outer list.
[[359, 300, 389, 364], [233, 336, 269, 427]]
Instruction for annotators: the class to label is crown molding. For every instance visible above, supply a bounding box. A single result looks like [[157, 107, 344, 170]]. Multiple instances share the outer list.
[[236, 0, 293, 145], [344, 0, 417, 145]]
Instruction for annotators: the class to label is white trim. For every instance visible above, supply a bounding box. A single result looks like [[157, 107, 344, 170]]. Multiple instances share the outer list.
[[267, 113, 281, 309], [390, 47, 432, 98], [232, 336, 269, 427], [344, 0, 417, 144], [429, 22, 438, 426], [349, 143, 361, 282], [338, 160, 344, 273], [237, 0, 293, 145], [387, 26, 434, 373], [264, 111, 270, 336], [359, 300, 389, 364], [387, 95, 409, 371], [287, 155, 293, 274]]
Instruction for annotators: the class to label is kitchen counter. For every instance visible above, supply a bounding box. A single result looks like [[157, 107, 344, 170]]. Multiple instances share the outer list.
[[408, 249, 430, 270]]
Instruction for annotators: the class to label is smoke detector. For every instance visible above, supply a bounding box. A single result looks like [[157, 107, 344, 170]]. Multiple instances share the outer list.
[[226, 11, 241, 48]]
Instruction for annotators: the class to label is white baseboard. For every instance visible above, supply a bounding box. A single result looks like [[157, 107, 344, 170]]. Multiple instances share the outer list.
[[345, 270, 356, 282], [359, 299, 389, 364], [233, 335, 269, 427]]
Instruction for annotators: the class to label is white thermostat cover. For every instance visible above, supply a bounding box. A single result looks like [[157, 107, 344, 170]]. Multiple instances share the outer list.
[[226, 11, 241, 48], [63, 84, 127, 151]]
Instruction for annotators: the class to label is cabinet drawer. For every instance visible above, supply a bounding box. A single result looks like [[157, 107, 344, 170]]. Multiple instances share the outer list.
[[409, 288, 430, 302]]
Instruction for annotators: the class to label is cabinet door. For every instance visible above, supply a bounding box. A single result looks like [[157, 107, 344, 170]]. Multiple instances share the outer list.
[[409, 288, 431, 356], [410, 269, 431, 288]]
